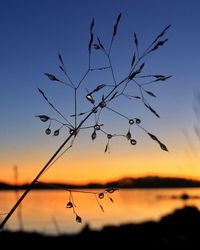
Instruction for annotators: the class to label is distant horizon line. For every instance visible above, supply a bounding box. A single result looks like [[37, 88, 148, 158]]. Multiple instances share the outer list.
[[1, 174, 200, 186]]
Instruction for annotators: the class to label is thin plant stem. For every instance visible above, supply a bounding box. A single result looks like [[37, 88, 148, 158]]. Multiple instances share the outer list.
[[108, 38, 113, 56], [38, 89, 73, 127], [0, 76, 127, 230], [39, 137, 75, 178], [108, 55, 117, 86], [0, 18, 170, 228], [59, 54, 75, 88], [0, 131, 74, 230], [77, 69, 90, 89], [74, 88, 77, 128], [36, 181, 100, 194], [62, 69, 75, 89], [105, 106, 129, 120]]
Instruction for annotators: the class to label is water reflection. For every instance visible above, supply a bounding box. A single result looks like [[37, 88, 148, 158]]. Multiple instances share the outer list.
[[1, 188, 200, 235]]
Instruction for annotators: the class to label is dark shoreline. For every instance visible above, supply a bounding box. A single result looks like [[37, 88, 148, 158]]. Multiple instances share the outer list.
[[2, 176, 200, 190], [1, 205, 200, 249]]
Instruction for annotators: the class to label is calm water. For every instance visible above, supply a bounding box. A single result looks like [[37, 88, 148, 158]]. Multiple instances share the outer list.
[[1, 188, 200, 235]]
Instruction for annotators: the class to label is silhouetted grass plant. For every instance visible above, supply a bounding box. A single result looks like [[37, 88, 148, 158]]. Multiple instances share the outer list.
[[0, 13, 171, 229]]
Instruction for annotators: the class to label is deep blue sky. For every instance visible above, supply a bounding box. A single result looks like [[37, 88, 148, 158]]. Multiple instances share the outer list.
[[1, 0, 200, 183]]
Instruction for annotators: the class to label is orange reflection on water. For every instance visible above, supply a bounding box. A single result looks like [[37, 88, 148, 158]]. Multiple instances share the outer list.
[[1, 188, 200, 235]]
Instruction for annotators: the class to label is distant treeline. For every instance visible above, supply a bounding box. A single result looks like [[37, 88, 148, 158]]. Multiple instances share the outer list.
[[1, 176, 200, 190]]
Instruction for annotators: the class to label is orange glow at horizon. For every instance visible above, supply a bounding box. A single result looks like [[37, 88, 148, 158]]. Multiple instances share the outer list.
[[1, 139, 200, 185]]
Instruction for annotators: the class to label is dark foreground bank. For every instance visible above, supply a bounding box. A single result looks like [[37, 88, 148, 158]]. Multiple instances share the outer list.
[[1, 206, 200, 249]]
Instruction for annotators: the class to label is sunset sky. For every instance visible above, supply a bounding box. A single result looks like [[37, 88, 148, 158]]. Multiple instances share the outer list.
[[0, 0, 200, 184]]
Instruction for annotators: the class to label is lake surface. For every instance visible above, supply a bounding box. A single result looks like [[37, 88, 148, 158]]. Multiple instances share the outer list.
[[1, 188, 200, 235]]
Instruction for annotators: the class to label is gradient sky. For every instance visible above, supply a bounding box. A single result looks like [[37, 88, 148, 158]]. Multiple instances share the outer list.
[[0, 0, 200, 184]]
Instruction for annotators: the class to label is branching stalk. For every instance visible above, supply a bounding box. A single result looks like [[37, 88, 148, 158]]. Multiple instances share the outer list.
[[0, 14, 171, 229]]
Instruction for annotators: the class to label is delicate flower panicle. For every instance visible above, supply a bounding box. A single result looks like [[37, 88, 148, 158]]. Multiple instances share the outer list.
[[35, 14, 170, 221], [0, 14, 171, 229], [37, 14, 170, 156]]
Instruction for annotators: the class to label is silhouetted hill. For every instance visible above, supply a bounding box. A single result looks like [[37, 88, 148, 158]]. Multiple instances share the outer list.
[[1, 206, 200, 249], [107, 176, 200, 188], [1, 176, 200, 190]]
